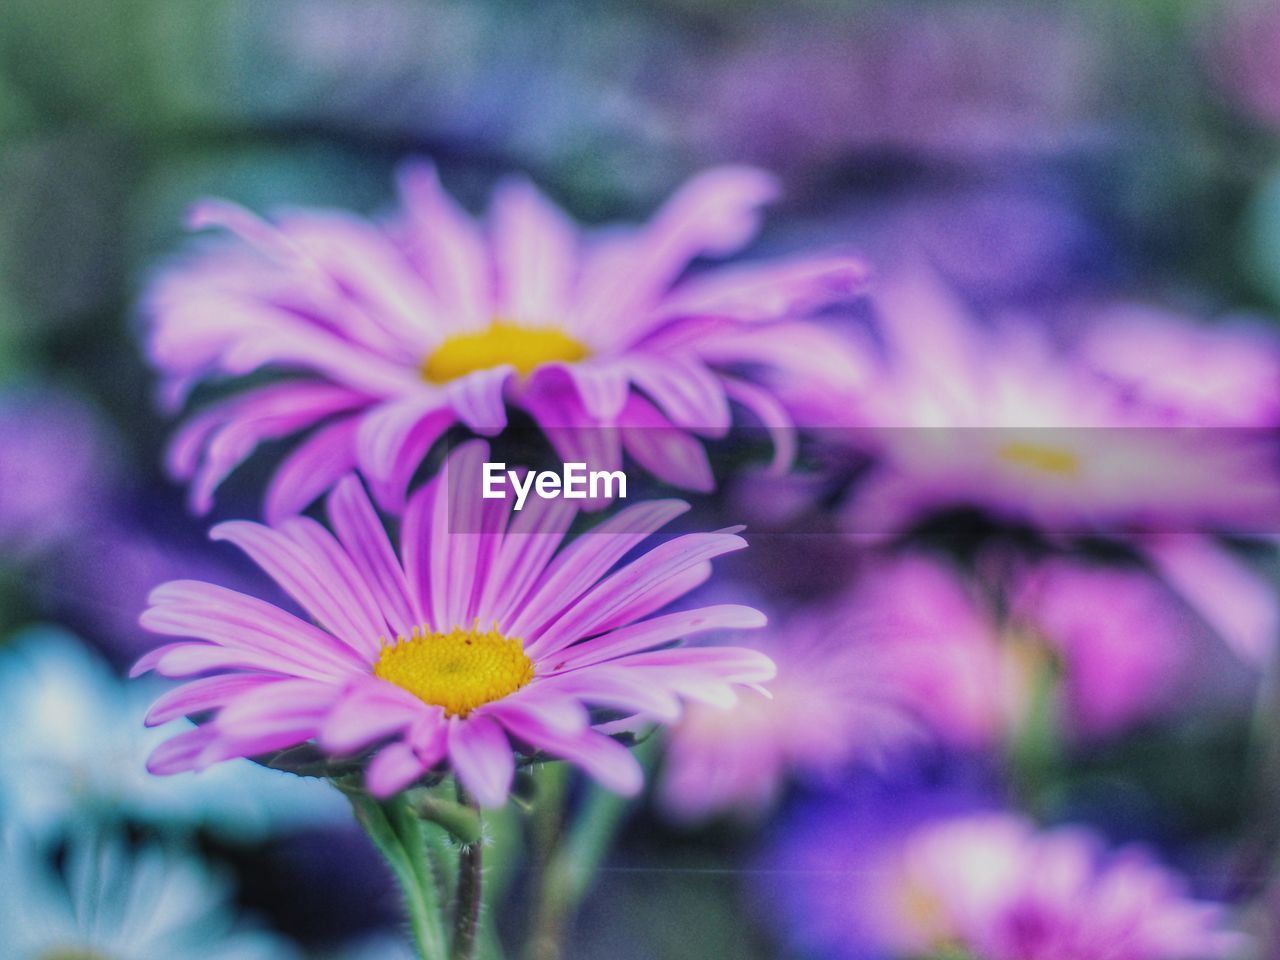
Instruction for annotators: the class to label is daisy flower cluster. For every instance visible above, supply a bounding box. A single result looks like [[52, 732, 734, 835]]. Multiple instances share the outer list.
[[13, 0, 1280, 956], [115, 154, 1280, 959]]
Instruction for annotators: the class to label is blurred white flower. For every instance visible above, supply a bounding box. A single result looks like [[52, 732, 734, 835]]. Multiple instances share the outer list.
[[0, 626, 347, 840], [0, 827, 297, 960]]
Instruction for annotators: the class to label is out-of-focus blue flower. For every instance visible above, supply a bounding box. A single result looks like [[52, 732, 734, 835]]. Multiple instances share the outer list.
[[0, 626, 348, 840], [0, 826, 298, 960]]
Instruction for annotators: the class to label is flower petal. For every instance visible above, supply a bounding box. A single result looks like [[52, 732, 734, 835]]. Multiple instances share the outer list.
[[447, 714, 515, 808]]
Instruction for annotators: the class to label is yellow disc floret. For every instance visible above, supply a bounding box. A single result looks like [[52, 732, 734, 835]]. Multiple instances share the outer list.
[[422, 322, 589, 383], [996, 440, 1081, 477], [373, 624, 535, 717]]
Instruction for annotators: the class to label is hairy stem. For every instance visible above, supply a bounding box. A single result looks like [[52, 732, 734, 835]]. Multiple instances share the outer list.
[[343, 784, 449, 960], [452, 784, 485, 960]]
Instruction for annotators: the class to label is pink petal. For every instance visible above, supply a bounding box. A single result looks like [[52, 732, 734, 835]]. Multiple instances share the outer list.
[[540, 604, 767, 673], [656, 253, 870, 323], [280, 516, 394, 656], [490, 177, 577, 322], [146, 726, 219, 775], [172, 382, 369, 514], [327, 476, 416, 637], [168, 382, 365, 481], [528, 530, 748, 658], [143, 580, 366, 676], [211, 520, 385, 656], [556, 361, 630, 421], [355, 395, 453, 510], [719, 374, 797, 474], [575, 166, 779, 344], [445, 366, 512, 434], [517, 377, 624, 485], [618, 394, 715, 492], [621, 354, 731, 436], [144, 674, 279, 727], [508, 499, 689, 640], [366, 742, 431, 798], [1142, 533, 1278, 664], [447, 714, 515, 808], [397, 162, 492, 330], [319, 680, 432, 755], [484, 691, 591, 736], [530, 668, 682, 721], [213, 678, 336, 738], [264, 415, 362, 524], [497, 709, 643, 796], [478, 494, 578, 629]]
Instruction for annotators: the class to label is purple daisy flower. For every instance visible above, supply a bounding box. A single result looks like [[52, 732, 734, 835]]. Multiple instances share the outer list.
[[133, 441, 773, 808], [1009, 558, 1200, 738], [656, 601, 921, 824], [144, 162, 868, 518], [767, 796, 1244, 960], [849, 267, 1280, 663], [657, 553, 1022, 823]]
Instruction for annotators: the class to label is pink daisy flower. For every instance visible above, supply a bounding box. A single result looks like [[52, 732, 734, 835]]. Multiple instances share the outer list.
[[656, 601, 920, 824], [132, 441, 773, 808], [657, 553, 1016, 823], [869, 814, 1244, 960], [145, 163, 868, 519], [850, 267, 1280, 663], [770, 800, 1244, 960], [1009, 558, 1199, 738]]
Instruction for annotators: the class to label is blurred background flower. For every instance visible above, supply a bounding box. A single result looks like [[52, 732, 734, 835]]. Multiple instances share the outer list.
[[0, 626, 348, 840], [0, 827, 296, 960]]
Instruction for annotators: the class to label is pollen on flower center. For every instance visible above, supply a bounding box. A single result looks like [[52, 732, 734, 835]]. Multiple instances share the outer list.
[[373, 624, 535, 716], [996, 441, 1081, 477], [422, 322, 589, 383]]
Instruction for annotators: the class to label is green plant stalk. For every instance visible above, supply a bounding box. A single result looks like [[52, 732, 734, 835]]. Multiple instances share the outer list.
[[451, 784, 485, 960], [524, 737, 658, 960], [344, 785, 450, 960]]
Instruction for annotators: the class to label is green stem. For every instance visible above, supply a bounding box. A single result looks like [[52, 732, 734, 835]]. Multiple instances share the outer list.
[[524, 738, 657, 960], [451, 784, 485, 960], [344, 785, 450, 960]]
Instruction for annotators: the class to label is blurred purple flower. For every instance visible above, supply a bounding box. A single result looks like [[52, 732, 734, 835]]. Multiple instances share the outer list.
[[144, 162, 868, 518], [657, 601, 921, 824], [848, 268, 1280, 664], [853, 269, 1280, 535], [56, 514, 265, 661], [1080, 303, 1280, 427], [683, 5, 1099, 169], [766, 796, 1243, 960], [0, 386, 114, 559], [1010, 559, 1197, 738], [657, 553, 1014, 823], [895, 184, 1103, 307]]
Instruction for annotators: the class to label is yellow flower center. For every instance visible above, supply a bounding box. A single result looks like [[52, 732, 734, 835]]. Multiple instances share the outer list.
[[422, 322, 589, 383], [373, 624, 535, 717], [996, 440, 1080, 476]]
